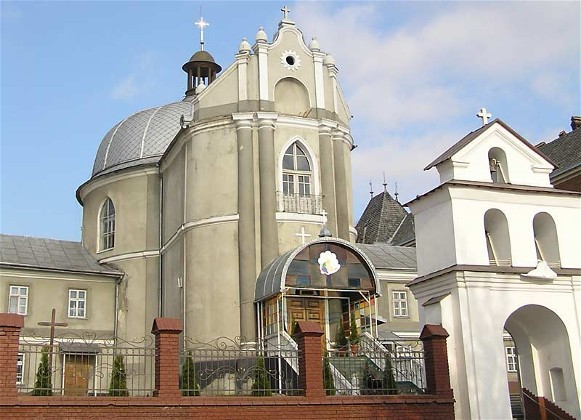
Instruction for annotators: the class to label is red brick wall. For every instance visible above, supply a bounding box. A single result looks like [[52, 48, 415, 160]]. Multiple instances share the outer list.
[[0, 396, 454, 419], [0, 315, 455, 418], [0, 313, 24, 399]]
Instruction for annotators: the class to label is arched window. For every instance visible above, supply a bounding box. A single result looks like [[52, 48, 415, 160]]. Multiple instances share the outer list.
[[488, 148, 510, 184], [99, 198, 115, 251], [533, 212, 560, 267], [280, 142, 318, 214], [283, 142, 312, 196], [484, 209, 512, 266]]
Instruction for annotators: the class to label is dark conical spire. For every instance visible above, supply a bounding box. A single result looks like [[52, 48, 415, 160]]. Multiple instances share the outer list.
[[355, 190, 412, 245]]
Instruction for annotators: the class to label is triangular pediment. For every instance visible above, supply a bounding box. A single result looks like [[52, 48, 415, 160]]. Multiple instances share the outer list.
[[426, 119, 555, 187]]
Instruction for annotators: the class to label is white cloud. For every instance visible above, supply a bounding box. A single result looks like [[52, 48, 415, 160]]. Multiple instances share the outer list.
[[109, 51, 157, 101], [292, 1, 579, 215], [110, 75, 139, 100]]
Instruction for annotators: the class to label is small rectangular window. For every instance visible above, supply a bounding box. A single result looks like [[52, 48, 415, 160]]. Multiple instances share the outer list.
[[283, 173, 295, 195], [506, 346, 518, 372], [9, 286, 28, 315], [68, 289, 87, 318], [392, 291, 408, 317], [16, 353, 24, 384], [298, 175, 311, 196]]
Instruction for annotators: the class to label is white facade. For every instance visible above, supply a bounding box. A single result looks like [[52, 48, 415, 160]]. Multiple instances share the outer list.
[[408, 120, 581, 419]]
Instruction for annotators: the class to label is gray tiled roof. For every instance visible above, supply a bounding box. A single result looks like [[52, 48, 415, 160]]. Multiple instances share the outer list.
[[424, 119, 557, 170], [538, 128, 581, 178], [391, 213, 415, 246], [356, 243, 416, 270], [0, 234, 122, 276], [92, 99, 194, 178], [355, 191, 411, 245]]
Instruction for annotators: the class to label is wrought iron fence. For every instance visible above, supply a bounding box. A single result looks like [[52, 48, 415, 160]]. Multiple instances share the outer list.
[[276, 192, 323, 215], [17, 333, 155, 396], [324, 343, 426, 396], [180, 336, 301, 396]]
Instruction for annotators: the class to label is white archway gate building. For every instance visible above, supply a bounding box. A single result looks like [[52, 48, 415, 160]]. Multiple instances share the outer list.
[[407, 119, 581, 419]]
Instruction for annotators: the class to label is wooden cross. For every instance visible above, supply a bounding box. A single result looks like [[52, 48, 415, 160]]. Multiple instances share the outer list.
[[295, 226, 311, 245], [477, 107, 492, 125], [281, 6, 290, 20], [38, 308, 68, 373]]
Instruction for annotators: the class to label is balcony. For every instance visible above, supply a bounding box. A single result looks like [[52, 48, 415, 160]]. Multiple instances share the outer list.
[[277, 192, 322, 215]]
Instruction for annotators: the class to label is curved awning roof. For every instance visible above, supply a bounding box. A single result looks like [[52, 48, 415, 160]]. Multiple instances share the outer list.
[[254, 237, 380, 302]]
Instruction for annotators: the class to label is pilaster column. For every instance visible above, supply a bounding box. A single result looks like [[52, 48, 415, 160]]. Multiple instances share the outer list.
[[313, 51, 326, 110], [325, 61, 339, 115], [235, 52, 249, 102], [234, 114, 257, 341], [151, 318, 182, 398], [332, 129, 350, 240], [0, 313, 24, 398], [257, 113, 279, 267], [254, 40, 269, 109], [318, 123, 337, 236]]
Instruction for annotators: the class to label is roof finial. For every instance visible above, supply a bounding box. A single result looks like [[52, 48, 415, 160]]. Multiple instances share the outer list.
[[195, 16, 209, 51], [319, 209, 332, 237], [369, 180, 374, 198], [281, 5, 291, 20], [382, 172, 387, 193], [476, 107, 492, 126], [394, 181, 399, 202]]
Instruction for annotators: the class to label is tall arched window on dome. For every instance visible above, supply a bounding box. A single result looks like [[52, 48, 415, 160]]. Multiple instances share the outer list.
[[281, 142, 315, 213], [99, 198, 115, 251]]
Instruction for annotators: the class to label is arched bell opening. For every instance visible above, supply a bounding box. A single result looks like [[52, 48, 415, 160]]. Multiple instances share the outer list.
[[255, 238, 380, 350]]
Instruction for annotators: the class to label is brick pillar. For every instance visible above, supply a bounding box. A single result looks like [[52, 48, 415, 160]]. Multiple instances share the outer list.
[[151, 318, 182, 398], [293, 321, 325, 398], [0, 313, 24, 398], [420, 324, 453, 398]]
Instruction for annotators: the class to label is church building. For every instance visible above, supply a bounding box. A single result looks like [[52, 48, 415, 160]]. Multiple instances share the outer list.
[[2, 9, 386, 353], [2, 6, 580, 416]]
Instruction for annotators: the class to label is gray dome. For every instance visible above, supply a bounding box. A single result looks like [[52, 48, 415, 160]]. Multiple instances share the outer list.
[[92, 100, 193, 177]]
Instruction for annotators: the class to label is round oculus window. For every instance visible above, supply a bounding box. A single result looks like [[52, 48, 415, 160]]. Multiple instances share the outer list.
[[281, 50, 301, 71]]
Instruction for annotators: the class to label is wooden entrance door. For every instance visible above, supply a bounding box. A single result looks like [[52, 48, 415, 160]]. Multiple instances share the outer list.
[[64, 355, 91, 396], [287, 298, 326, 342]]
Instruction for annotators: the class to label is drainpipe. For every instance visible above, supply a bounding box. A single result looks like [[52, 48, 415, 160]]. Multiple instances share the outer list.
[[158, 175, 163, 317], [114, 277, 120, 341]]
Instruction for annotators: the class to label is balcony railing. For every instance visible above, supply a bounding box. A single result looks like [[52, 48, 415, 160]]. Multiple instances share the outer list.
[[276, 192, 322, 215]]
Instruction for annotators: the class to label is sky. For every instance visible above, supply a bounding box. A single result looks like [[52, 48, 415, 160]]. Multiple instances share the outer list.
[[1, 1, 579, 242]]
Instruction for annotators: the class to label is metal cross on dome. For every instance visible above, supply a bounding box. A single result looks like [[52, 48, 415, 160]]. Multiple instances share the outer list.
[[477, 107, 492, 125], [195, 16, 209, 51]]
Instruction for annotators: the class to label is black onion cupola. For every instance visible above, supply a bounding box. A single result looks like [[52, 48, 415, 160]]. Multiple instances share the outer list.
[[183, 16, 222, 96]]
